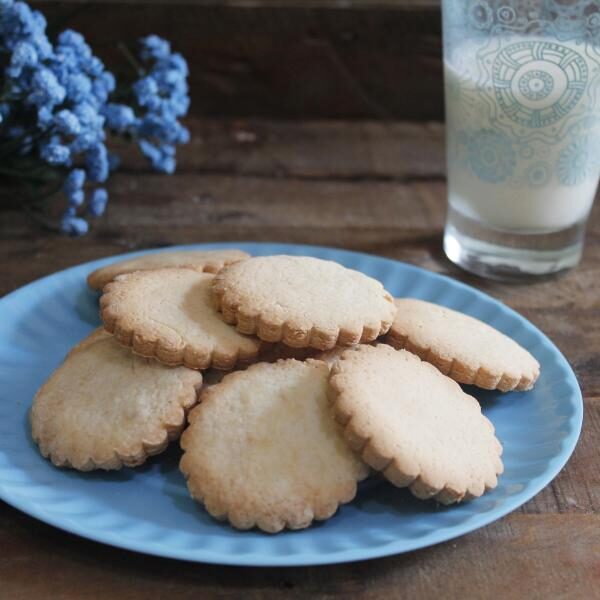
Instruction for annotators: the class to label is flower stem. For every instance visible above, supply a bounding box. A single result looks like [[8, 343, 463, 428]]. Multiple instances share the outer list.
[[0, 165, 59, 183], [117, 42, 143, 76]]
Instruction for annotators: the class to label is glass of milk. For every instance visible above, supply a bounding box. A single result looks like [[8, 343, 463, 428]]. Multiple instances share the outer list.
[[442, 0, 600, 279]]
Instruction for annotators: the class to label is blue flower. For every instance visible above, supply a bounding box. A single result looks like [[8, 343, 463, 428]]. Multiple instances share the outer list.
[[70, 131, 97, 153], [27, 67, 66, 107], [91, 71, 115, 104], [133, 76, 160, 110], [7, 40, 37, 77], [60, 212, 89, 236], [467, 129, 516, 183], [102, 103, 136, 133], [1, 1, 51, 58], [68, 189, 84, 206], [138, 138, 160, 163], [139, 139, 176, 173], [66, 102, 105, 153], [37, 105, 53, 127], [57, 29, 92, 61], [129, 37, 190, 173], [40, 140, 70, 165], [64, 72, 92, 103], [167, 53, 189, 77], [84, 56, 104, 77], [63, 168, 86, 196], [74, 101, 105, 130], [86, 142, 109, 182], [54, 109, 81, 136], [0, 3, 189, 236], [88, 187, 108, 216], [140, 35, 171, 61]]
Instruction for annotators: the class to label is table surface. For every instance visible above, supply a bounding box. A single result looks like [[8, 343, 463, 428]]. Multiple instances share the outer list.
[[1, 118, 598, 599]]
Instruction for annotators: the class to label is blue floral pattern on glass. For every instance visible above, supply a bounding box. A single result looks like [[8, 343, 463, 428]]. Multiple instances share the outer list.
[[444, 0, 600, 189], [467, 129, 517, 182], [492, 40, 588, 129], [557, 137, 592, 185]]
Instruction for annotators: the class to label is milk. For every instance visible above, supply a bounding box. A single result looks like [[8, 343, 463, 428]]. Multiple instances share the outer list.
[[444, 36, 600, 233]]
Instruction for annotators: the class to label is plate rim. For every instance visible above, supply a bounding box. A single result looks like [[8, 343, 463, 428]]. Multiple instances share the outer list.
[[0, 242, 584, 566]]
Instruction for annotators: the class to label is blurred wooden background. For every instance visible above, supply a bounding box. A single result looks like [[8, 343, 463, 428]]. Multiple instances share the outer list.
[[34, 0, 444, 119]]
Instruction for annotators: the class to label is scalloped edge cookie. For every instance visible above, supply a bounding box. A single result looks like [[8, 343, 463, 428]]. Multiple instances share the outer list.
[[180, 359, 369, 532], [328, 344, 504, 504], [100, 268, 263, 370], [212, 255, 396, 350], [87, 248, 249, 291], [384, 298, 540, 391], [30, 329, 203, 471]]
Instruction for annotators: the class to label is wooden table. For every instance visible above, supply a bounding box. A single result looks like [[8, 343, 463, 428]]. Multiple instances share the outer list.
[[1, 118, 598, 599]]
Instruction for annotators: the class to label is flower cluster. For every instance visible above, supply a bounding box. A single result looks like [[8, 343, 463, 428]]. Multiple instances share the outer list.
[[103, 35, 190, 175], [0, 1, 190, 235]]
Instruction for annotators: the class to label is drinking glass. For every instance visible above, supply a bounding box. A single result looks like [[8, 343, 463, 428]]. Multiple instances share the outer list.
[[442, 0, 600, 279]]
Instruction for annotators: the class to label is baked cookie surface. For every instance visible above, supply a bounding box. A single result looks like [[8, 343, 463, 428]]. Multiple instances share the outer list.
[[212, 255, 396, 350], [328, 344, 504, 504], [100, 268, 262, 370], [180, 359, 368, 533], [87, 249, 249, 291], [30, 329, 202, 471], [385, 298, 540, 391]]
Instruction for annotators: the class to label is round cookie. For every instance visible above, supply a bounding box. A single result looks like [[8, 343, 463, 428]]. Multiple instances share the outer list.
[[87, 248, 249, 291], [385, 298, 540, 391], [328, 344, 504, 504], [180, 359, 369, 533], [212, 255, 396, 350], [30, 329, 203, 471], [100, 268, 262, 370]]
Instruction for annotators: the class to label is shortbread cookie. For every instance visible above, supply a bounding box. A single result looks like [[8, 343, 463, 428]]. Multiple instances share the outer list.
[[100, 268, 262, 370], [385, 298, 540, 391], [212, 255, 396, 350], [328, 344, 503, 504], [180, 359, 369, 532], [87, 249, 249, 291], [30, 329, 202, 471]]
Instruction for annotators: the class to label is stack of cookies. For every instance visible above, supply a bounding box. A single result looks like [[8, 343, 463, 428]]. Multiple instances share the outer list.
[[30, 249, 540, 533]]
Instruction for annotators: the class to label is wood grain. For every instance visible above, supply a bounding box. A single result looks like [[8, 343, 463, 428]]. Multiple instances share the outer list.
[[0, 509, 597, 600], [1, 118, 598, 598], [32, 1, 444, 119]]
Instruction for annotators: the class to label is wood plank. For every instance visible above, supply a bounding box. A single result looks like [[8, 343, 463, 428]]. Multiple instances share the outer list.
[[0, 512, 597, 599], [31, 1, 444, 119], [112, 119, 448, 179]]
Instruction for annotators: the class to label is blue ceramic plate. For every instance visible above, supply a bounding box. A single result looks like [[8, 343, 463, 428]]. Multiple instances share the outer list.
[[0, 243, 582, 566]]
